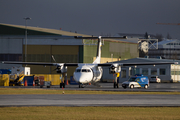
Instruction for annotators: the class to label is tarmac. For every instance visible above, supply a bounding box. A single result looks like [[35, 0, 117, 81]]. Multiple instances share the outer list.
[[0, 83, 180, 107]]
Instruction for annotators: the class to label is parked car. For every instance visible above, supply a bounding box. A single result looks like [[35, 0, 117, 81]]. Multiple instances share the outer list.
[[150, 76, 161, 83]]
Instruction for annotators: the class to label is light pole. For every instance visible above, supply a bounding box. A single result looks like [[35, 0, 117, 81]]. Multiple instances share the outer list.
[[23, 17, 31, 62]]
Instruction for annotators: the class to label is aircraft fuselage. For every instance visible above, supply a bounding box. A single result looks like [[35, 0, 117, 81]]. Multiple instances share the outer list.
[[73, 64, 103, 84]]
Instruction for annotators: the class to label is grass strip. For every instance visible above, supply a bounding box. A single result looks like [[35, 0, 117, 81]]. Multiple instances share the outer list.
[[0, 88, 180, 94], [0, 106, 180, 120]]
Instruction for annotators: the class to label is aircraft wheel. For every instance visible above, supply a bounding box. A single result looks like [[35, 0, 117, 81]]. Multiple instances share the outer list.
[[79, 83, 83, 88], [130, 84, 134, 89]]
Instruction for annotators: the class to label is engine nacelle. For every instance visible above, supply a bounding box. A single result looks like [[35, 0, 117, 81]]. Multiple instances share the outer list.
[[109, 64, 121, 74], [56, 64, 67, 73]]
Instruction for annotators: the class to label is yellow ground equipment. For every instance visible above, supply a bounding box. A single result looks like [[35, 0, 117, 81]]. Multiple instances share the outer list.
[[0, 74, 9, 86], [34, 74, 62, 85], [9, 71, 25, 86]]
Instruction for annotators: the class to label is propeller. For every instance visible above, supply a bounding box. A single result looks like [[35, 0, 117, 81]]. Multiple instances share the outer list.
[[110, 65, 116, 69], [109, 64, 120, 74], [52, 55, 57, 63], [52, 65, 61, 73]]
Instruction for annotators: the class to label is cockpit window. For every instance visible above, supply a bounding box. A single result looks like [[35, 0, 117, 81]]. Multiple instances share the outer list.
[[76, 69, 91, 72], [76, 69, 81, 72], [82, 69, 87, 72], [82, 69, 91, 72]]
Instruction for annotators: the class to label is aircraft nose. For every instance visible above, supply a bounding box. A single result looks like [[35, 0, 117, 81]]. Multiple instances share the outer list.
[[73, 73, 87, 83], [73, 72, 80, 83], [78, 76, 85, 83]]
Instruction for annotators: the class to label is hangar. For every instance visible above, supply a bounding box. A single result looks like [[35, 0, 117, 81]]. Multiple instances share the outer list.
[[0, 23, 139, 79], [102, 57, 180, 83]]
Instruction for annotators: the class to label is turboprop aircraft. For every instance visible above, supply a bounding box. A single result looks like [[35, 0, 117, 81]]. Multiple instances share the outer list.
[[2, 36, 178, 88]]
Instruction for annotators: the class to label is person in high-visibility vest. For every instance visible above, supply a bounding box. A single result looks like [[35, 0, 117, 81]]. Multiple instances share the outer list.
[[116, 72, 120, 83], [114, 72, 120, 88]]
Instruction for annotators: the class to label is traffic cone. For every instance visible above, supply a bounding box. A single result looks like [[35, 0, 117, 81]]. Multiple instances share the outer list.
[[66, 80, 69, 85], [33, 80, 35, 86], [24, 80, 28, 86]]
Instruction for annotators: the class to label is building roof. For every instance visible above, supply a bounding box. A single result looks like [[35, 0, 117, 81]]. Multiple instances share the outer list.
[[116, 33, 156, 39], [113, 57, 180, 64], [0, 23, 91, 37], [158, 39, 180, 45], [0, 23, 139, 44]]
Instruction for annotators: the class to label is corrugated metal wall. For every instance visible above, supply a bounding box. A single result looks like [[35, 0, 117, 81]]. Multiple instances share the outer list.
[[0, 38, 23, 61], [24, 45, 79, 79], [83, 40, 139, 63], [24, 45, 79, 63]]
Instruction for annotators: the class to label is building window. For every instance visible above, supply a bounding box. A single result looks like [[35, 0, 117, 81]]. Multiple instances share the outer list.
[[142, 69, 148, 75], [151, 69, 157, 75], [121, 70, 126, 78], [171, 71, 180, 75], [160, 69, 166, 75], [134, 68, 140, 74], [130, 68, 140, 75]]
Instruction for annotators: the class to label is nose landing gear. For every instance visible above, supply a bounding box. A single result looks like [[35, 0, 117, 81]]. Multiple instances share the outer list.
[[79, 83, 84, 88]]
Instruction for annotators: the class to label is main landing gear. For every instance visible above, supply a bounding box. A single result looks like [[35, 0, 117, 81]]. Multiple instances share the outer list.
[[60, 73, 67, 88], [60, 83, 65, 88]]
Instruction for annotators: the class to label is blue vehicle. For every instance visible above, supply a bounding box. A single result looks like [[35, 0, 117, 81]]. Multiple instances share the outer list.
[[122, 74, 149, 89], [0, 69, 11, 74]]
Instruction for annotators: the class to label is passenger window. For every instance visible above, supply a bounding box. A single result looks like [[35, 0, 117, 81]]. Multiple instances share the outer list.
[[136, 78, 140, 82]]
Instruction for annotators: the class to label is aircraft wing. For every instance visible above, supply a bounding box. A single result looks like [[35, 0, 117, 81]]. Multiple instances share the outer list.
[[2, 61, 78, 66], [98, 62, 178, 66]]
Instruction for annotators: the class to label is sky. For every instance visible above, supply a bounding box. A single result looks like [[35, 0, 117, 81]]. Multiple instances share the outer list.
[[0, 0, 180, 39]]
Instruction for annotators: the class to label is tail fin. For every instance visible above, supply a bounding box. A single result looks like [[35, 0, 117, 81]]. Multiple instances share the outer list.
[[93, 36, 102, 64], [74, 36, 127, 64]]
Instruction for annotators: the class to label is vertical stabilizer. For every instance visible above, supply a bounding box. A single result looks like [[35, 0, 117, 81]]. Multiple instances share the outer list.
[[74, 36, 126, 64], [93, 36, 102, 64]]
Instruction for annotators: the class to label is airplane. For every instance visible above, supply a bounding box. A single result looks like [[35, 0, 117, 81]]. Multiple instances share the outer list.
[[2, 36, 178, 88]]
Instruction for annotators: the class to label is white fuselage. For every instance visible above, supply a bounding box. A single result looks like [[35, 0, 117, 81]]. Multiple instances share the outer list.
[[73, 64, 103, 84]]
